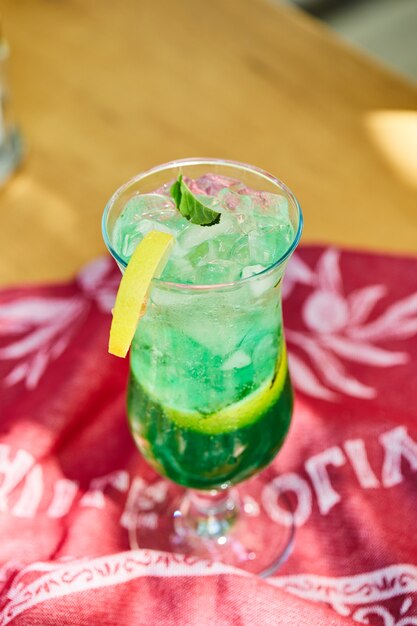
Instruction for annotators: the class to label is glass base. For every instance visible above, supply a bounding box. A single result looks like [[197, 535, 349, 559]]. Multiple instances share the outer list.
[[128, 482, 295, 577]]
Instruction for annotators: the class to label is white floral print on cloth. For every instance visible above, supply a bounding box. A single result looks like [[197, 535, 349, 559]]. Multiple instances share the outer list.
[[283, 248, 417, 401], [0, 257, 118, 390]]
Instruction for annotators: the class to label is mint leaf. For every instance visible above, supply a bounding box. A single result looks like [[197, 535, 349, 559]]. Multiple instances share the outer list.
[[170, 175, 221, 226], [170, 175, 182, 209]]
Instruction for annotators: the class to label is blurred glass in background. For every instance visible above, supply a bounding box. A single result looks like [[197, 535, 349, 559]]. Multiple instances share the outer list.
[[0, 22, 23, 185]]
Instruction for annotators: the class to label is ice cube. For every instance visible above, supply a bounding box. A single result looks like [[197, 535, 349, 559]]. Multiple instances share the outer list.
[[228, 235, 252, 267], [212, 234, 239, 260], [241, 264, 266, 279], [111, 193, 185, 261], [176, 212, 236, 251], [183, 240, 211, 266], [221, 350, 252, 371], [121, 193, 176, 222], [253, 192, 290, 219], [194, 259, 241, 284], [193, 174, 247, 195], [139, 219, 176, 237], [171, 233, 241, 276], [248, 228, 282, 265], [159, 257, 196, 284], [180, 310, 253, 356], [252, 333, 278, 373], [115, 218, 179, 260], [214, 189, 256, 233], [216, 189, 253, 213], [241, 264, 277, 297]]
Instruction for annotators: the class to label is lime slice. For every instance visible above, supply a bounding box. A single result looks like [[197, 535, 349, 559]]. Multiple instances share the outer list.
[[109, 230, 174, 358], [163, 347, 289, 434]]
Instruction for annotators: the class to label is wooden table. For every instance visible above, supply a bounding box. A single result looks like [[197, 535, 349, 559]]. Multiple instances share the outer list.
[[1, 0, 417, 285]]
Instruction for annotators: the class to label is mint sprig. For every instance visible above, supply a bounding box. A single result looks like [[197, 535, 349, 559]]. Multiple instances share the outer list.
[[170, 175, 221, 226]]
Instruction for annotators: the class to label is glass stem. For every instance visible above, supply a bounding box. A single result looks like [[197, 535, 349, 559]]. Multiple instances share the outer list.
[[174, 488, 239, 541]]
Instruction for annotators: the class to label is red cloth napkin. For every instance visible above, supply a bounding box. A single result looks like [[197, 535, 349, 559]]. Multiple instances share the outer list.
[[1, 245, 417, 625]]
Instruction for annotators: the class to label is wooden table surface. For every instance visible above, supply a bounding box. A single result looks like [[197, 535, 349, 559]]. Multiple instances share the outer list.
[[1, 0, 417, 285]]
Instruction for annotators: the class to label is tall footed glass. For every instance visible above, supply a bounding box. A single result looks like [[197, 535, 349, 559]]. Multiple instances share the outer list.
[[102, 159, 303, 575]]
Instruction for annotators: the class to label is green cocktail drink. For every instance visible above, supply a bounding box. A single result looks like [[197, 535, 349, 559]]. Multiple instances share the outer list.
[[128, 347, 292, 490], [103, 159, 302, 573]]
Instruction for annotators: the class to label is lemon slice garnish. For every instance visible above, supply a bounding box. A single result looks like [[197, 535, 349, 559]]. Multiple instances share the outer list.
[[109, 230, 174, 357], [163, 347, 289, 434]]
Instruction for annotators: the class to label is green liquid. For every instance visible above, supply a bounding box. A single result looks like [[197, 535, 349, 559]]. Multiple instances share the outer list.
[[128, 367, 293, 490], [125, 262, 293, 490]]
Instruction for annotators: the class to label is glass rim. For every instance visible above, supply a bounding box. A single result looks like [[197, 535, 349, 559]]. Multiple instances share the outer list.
[[102, 157, 303, 291]]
